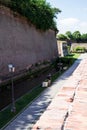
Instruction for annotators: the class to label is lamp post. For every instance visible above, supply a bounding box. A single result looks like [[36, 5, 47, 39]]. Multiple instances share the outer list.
[[8, 64, 16, 112]]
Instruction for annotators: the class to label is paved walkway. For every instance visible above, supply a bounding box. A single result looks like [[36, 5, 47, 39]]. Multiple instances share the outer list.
[[4, 53, 87, 130]]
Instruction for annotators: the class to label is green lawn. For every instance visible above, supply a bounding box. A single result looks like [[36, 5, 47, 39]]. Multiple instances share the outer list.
[[64, 53, 80, 59]]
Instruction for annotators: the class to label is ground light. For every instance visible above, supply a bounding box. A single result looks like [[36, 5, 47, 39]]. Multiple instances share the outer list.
[[8, 64, 16, 113]]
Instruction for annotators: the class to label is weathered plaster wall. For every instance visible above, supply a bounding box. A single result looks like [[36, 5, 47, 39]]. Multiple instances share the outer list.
[[71, 43, 87, 51], [57, 40, 68, 57], [0, 6, 58, 75]]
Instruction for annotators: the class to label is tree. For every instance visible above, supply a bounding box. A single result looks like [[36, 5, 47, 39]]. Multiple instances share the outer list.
[[1, 0, 61, 31], [72, 31, 81, 43], [81, 33, 87, 42], [57, 30, 87, 43], [65, 31, 72, 40], [57, 34, 67, 40]]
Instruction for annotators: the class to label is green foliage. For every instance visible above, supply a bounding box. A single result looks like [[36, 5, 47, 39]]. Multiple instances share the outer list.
[[65, 31, 73, 40], [54, 53, 79, 70], [57, 30, 87, 43], [57, 34, 67, 40], [81, 33, 87, 42], [67, 45, 71, 54], [74, 46, 86, 53], [72, 31, 81, 43], [0, 0, 61, 31]]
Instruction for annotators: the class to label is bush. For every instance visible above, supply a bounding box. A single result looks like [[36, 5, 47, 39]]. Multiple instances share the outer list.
[[74, 46, 86, 53], [0, 0, 61, 31]]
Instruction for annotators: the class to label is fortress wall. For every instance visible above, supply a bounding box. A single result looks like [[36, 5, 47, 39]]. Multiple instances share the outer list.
[[0, 6, 58, 75]]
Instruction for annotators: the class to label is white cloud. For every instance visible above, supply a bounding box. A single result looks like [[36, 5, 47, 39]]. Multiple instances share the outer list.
[[57, 17, 87, 34], [58, 18, 79, 25]]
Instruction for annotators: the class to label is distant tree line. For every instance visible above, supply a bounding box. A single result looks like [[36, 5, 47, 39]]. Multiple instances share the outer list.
[[57, 31, 87, 43], [0, 0, 61, 31]]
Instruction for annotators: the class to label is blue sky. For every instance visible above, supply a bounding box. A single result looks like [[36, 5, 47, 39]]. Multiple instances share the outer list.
[[46, 0, 87, 34]]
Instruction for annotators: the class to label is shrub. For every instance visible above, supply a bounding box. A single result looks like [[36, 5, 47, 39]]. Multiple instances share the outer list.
[[74, 46, 86, 53], [0, 0, 61, 31]]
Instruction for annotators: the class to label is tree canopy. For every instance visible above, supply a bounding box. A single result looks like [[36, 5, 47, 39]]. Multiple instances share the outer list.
[[57, 31, 87, 43], [57, 34, 67, 40], [65, 31, 73, 40], [0, 0, 61, 31], [72, 31, 81, 43]]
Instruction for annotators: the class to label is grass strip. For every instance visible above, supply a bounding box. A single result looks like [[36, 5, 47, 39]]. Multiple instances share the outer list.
[[0, 85, 45, 129]]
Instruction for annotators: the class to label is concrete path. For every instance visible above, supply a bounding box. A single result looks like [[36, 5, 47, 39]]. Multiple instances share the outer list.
[[4, 53, 87, 130], [33, 53, 87, 130]]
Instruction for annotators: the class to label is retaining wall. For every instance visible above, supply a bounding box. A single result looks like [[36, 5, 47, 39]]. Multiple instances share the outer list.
[[0, 6, 58, 75]]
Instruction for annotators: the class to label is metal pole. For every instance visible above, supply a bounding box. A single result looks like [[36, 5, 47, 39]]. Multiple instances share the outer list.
[[11, 74, 16, 112]]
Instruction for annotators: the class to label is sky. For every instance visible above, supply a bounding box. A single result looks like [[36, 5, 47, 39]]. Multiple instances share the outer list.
[[46, 0, 87, 34]]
